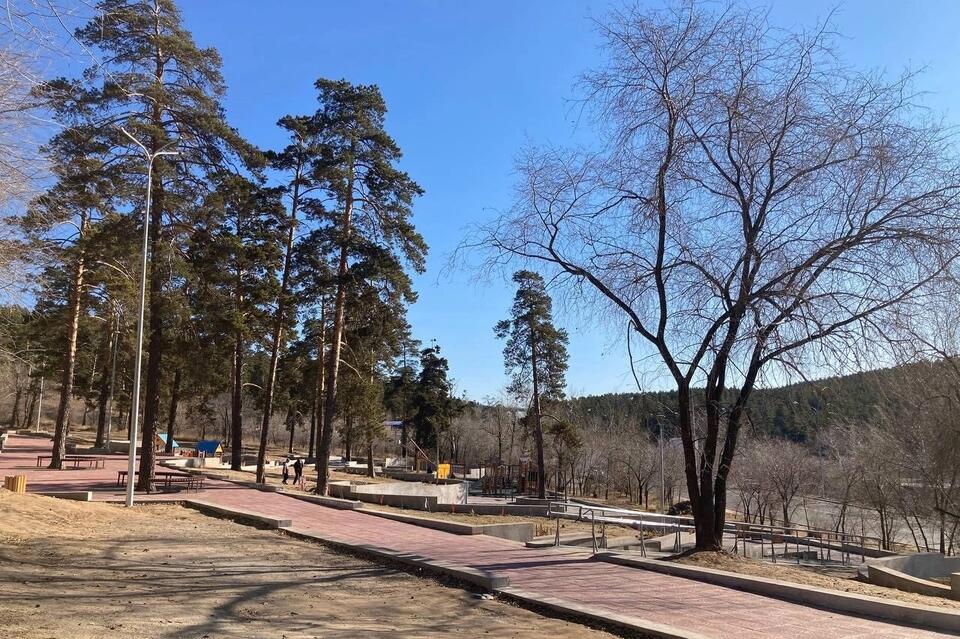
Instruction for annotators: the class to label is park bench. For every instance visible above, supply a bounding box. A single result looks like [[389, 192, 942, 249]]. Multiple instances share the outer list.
[[36, 455, 106, 469], [116, 470, 205, 492]]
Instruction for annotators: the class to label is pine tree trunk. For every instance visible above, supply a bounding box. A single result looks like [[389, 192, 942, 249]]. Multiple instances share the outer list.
[[366, 442, 374, 477], [287, 409, 296, 453], [230, 289, 245, 469], [94, 316, 114, 447], [344, 419, 352, 464], [529, 329, 546, 500], [317, 167, 354, 495], [138, 169, 165, 492], [22, 381, 37, 431], [312, 310, 325, 474], [164, 367, 181, 454], [9, 378, 22, 429], [50, 209, 89, 469], [255, 175, 299, 483], [137, 16, 168, 491], [308, 402, 316, 460]]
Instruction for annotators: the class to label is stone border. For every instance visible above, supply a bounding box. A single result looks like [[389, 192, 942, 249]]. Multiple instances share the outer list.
[[497, 586, 709, 639], [284, 492, 363, 510], [183, 499, 292, 529], [280, 525, 509, 591], [36, 490, 93, 501], [597, 552, 960, 634]]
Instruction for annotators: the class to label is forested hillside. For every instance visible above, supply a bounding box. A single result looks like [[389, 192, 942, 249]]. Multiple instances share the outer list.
[[566, 362, 936, 442]]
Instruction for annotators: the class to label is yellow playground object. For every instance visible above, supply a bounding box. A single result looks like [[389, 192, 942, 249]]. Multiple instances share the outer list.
[[436, 463, 451, 480], [3, 475, 26, 493]]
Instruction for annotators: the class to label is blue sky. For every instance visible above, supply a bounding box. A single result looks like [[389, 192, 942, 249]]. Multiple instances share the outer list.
[[177, 1, 960, 400]]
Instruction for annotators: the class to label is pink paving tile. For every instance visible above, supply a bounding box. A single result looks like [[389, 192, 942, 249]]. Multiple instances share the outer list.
[[1, 434, 955, 639]]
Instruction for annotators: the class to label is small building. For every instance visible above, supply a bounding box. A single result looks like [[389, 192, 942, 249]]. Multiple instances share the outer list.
[[195, 440, 223, 459], [155, 433, 180, 453]]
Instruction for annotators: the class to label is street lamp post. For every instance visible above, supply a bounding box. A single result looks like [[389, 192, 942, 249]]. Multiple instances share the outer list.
[[120, 128, 178, 508]]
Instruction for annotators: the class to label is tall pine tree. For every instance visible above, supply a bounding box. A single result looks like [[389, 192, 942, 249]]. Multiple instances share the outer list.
[[190, 173, 284, 470], [311, 78, 427, 495], [495, 270, 568, 499], [41, 0, 247, 489]]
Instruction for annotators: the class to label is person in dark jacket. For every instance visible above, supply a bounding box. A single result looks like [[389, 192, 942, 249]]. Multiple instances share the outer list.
[[281, 461, 290, 485], [293, 458, 304, 486]]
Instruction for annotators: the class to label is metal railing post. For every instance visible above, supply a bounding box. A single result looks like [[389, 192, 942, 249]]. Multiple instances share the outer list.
[[591, 510, 597, 554]]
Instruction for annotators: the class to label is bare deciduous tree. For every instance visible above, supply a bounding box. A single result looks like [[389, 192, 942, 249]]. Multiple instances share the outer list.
[[468, 1, 960, 549], [0, 1, 92, 300]]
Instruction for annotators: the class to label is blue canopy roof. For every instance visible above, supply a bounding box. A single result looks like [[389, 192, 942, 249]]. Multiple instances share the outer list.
[[195, 440, 222, 454], [156, 433, 180, 448]]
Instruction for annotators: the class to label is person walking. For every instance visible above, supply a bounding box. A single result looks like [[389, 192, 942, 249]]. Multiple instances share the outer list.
[[293, 457, 304, 489], [281, 460, 289, 485]]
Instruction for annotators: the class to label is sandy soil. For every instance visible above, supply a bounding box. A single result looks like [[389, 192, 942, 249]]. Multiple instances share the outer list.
[[675, 551, 960, 610], [0, 490, 617, 638]]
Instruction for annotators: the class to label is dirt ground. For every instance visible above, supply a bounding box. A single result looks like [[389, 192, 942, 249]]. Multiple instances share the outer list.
[[0, 490, 618, 638], [675, 551, 960, 610]]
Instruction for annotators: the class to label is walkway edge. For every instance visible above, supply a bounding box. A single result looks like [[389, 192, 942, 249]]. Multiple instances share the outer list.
[[597, 552, 960, 634], [184, 499, 292, 529], [279, 525, 509, 591], [496, 586, 710, 639]]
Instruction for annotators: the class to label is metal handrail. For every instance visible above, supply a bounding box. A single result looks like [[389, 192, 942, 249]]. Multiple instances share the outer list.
[[546, 500, 886, 564]]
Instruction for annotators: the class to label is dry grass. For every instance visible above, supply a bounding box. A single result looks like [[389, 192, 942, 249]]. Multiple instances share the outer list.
[[0, 489, 618, 638]]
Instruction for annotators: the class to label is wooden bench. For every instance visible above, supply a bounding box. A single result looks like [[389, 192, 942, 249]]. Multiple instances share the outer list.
[[116, 470, 205, 492], [36, 455, 106, 469]]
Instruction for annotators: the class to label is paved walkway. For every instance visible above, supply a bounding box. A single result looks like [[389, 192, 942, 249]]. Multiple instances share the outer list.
[[1, 434, 954, 639]]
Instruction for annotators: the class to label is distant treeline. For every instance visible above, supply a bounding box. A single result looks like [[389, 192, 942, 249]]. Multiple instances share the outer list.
[[561, 361, 940, 442]]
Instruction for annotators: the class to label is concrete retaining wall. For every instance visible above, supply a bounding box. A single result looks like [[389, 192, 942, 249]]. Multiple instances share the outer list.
[[867, 565, 953, 598], [361, 509, 535, 542], [867, 553, 960, 580], [862, 553, 960, 600], [328, 479, 467, 505]]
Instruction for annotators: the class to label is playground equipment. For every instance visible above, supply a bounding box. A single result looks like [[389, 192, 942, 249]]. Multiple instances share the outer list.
[[480, 460, 541, 497]]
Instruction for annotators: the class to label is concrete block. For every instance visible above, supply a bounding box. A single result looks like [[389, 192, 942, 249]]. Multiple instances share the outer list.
[[476, 521, 536, 542], [184, 499, 292, 529], [38, 491, 93, 501], [867, 564, 952, 598], [286, 492, 362, 510]]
